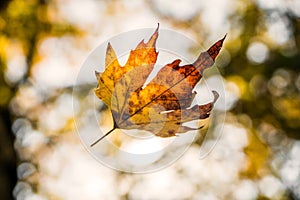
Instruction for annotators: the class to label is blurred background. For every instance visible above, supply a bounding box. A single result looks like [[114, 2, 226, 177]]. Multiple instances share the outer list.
[[0, 0, 300, 199]]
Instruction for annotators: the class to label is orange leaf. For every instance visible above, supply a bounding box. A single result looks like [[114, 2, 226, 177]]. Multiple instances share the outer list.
[[92, 25, 225, 146]]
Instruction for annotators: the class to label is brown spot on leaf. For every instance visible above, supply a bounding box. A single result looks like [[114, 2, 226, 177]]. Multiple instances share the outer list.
[[168, 130, 175, 135]]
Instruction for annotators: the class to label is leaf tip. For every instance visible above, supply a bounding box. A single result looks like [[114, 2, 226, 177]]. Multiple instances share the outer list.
[[211, 90, 219, 103], [105, 42, 119, 66], [95, 71, 102, 80], [207, 34, 227, 61], [106, 42, 113, 51], [146, 24, 159, 47], [218, 34, 227, 48]]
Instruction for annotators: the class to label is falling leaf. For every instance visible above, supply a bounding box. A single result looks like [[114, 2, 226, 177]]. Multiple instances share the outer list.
[[92, 25, 225, 146]]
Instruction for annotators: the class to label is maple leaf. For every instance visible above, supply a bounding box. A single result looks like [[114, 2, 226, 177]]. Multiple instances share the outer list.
[[92, 25, 225, 147]]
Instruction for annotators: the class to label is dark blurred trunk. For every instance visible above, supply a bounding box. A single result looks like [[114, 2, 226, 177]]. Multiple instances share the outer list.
[[0, 108, 17, 200]]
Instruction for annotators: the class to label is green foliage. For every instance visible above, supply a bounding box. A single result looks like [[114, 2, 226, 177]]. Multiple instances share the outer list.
[[225, 3, 300, 139]]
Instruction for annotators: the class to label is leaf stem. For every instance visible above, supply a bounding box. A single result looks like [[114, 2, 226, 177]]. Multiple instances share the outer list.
[[90, 127, 116, 147]]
